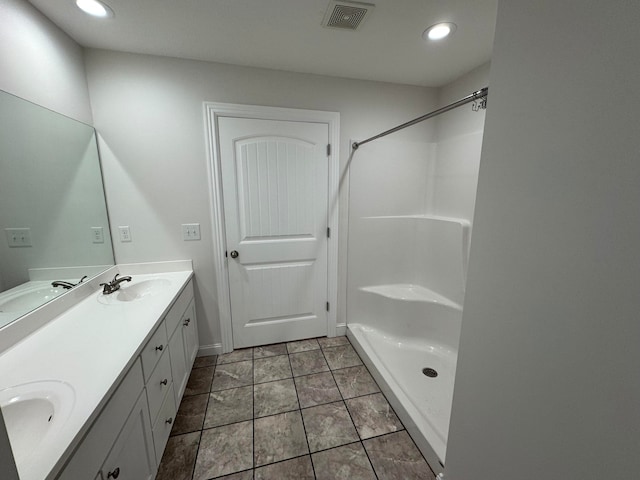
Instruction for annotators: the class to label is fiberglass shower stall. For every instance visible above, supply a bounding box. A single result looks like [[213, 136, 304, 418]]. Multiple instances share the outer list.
[[346, 87, 487, 475]]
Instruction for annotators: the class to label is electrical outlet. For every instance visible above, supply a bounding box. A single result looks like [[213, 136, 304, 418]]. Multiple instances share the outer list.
[[92, 227, 104, 244], [119, 226, 132, 242], [182, 223, 201, 241], [5, 228, 32, 247]]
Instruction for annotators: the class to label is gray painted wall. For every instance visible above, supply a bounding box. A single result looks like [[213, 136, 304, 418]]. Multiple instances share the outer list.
[[83, 49, 438, 351], [446, 2, 640, 478], [0, 0, 92, 123]]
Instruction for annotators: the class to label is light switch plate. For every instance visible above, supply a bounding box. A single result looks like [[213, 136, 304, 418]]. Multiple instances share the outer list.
[[182, 223, 201, 241], [5, 228, 32, 247], [118, 226, 132, 242], [92, 227, 104, 244]]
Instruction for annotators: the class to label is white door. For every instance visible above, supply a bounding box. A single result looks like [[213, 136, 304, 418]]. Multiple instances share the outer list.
[[219, 117, 329, 348]]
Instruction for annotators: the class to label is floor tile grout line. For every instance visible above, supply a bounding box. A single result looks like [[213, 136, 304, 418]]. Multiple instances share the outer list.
[[318, 340, 380, 480], [167, 337, 433, 480], [187, 356, 217, 480], [251, 452, 314, 475], [252, 348, 256, 476], [287, 350, 317, 479], [197, 400, 409, 444], [306, 438, 370, 457], [361, 429, 437, 478]]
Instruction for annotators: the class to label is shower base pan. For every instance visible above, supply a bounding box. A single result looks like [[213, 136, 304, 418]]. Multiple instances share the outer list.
[[348, 323, 458, 476]]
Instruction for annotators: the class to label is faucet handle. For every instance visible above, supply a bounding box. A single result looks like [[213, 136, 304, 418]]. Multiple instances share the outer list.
[[99, 282, 112, 294]]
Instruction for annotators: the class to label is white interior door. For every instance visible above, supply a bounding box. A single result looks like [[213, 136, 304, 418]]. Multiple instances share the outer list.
[[218, 117, 329, 348]]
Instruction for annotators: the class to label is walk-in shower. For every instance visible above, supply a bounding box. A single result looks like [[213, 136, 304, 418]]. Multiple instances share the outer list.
[[346, 87, 487, 475]]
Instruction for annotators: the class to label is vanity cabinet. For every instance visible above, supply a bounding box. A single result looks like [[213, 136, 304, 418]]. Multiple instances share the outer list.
[[58, 280, 196, 479], [57, 360, 152, 480]]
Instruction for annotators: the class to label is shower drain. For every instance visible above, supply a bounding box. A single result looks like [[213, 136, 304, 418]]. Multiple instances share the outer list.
[[422, 367, 438, 378]]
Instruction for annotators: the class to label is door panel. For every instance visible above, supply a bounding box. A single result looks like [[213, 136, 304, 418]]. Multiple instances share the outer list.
[[219, 117, 329, 348]]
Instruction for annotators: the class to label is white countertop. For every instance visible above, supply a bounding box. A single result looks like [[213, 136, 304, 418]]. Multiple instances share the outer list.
[[0, 264, 193, 480]]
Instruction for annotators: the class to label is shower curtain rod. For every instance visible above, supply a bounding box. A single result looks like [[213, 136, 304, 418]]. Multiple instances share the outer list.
[[351, 86, 488, 150]]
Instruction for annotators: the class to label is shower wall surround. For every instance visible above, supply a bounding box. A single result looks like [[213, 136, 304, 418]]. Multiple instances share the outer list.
[[346, 63, 489, 470], [433, 63, 490, 225]]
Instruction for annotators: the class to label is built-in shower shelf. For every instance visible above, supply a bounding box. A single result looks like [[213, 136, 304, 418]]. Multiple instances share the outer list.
[[360, 284, 462, 311]]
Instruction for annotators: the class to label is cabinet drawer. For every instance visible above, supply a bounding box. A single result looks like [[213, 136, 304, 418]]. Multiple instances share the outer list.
[[164, 280, 194, 336], [140, 322, 168, 382], [59, 360, 144, 479], [146, 349, 173, 423], [151, 383, 177, 463]]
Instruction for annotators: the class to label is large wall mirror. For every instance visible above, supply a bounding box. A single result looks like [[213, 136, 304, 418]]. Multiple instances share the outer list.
[[0, 90, 114, 328]]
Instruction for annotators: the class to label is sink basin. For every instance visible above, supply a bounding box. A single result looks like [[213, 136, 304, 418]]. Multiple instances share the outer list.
[[0, 286, 65, 313], [0, 381, 75, 466], [98, 278, 171, 305]]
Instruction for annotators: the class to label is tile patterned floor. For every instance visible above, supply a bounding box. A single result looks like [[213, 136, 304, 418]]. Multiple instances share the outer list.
[[156, 336, 436, 480]]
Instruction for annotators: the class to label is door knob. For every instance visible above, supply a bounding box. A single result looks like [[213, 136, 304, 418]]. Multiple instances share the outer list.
[[230, 250, 239, 259]]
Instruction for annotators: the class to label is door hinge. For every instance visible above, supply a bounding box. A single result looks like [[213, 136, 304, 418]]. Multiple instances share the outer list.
[[326, 144, 331, 156], [327, 227, 331, 238], [326, 302, 330, 312]]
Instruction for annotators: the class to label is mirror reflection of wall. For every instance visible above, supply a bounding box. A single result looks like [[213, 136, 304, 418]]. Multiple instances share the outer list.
[[0, 90, 114, 326]]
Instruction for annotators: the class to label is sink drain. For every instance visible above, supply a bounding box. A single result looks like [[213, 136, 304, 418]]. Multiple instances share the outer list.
[[422, 367, 438, 378]]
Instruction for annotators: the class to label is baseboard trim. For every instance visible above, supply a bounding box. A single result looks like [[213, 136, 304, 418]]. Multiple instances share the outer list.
[[198, 326, 347, 356], [198, 343, 223, 356]]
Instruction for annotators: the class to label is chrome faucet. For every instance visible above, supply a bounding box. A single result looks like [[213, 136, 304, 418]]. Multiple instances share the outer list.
[[100, 274, 132, 295], [52, 275, 88, 290]]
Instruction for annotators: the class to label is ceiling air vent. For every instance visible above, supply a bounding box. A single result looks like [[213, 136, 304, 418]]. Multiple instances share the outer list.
[[322, 1, 375, 31]]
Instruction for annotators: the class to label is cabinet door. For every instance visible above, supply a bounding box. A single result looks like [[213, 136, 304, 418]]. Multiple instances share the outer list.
[[100, 392, 156, 480], [181, 301, 199, 368], [168, 326, 188, 405], [151, 385, 177, 463], [58, 361, 145, 480]]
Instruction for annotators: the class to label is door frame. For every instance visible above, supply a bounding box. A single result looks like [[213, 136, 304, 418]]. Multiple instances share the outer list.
[[204, 102, 340, 353]]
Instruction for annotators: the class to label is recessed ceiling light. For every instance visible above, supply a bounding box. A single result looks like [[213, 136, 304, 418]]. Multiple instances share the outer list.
[[423, 22, 457, 41], [75, 0, 114, 18]]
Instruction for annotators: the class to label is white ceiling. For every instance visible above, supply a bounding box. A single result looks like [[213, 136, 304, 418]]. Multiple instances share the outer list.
[[28, 0, 498, 87]]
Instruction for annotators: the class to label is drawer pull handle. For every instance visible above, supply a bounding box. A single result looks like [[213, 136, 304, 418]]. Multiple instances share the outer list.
[[166, 417, 173, 425], [160, 379, 168, 386], [155, 345, 164, 351], [107, 467, 120, 479], [183, 318, 191, 326]]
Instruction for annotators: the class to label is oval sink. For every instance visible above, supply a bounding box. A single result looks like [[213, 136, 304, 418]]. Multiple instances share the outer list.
[[0, 381, 75, 466], [0, 286, 65, 313], [98, 278, 171, 305]]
